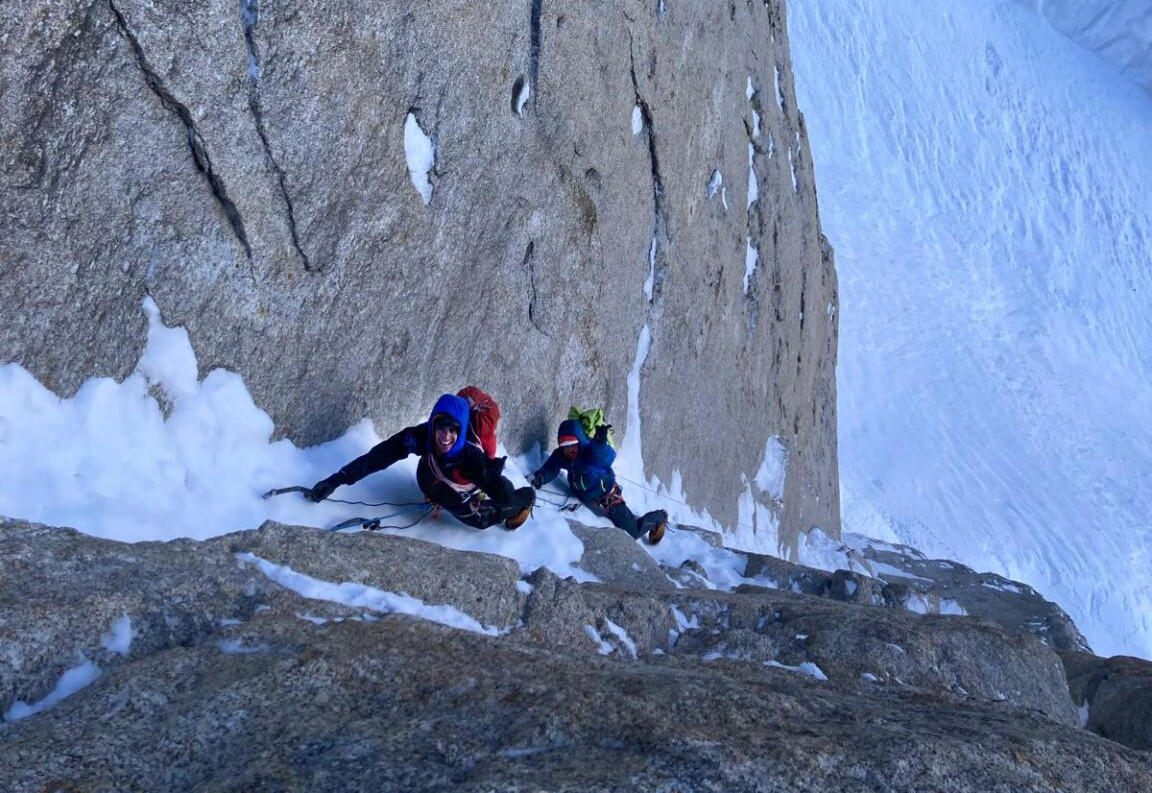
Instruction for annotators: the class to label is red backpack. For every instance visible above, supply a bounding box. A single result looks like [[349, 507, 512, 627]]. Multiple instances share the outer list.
[[457, 386, 501, 459]]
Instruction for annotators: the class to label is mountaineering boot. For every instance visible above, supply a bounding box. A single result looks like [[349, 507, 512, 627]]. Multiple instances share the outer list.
[[503, 486, 536, 530], [638, 509, 667, 545], [504, 504, 531, 530]]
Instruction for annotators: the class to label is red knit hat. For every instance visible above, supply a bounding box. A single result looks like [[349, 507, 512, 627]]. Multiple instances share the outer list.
[[557, 418, 584, 448]]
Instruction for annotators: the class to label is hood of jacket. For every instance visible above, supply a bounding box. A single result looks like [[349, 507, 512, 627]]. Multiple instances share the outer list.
[[427, 393, 471, 458]]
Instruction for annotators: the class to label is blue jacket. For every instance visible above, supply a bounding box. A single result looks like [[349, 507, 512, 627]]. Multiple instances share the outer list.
[[533, 419, 618, 502]]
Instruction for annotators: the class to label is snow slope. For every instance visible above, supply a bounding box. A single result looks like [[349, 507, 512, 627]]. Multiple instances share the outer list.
[[1011, 0, 1152, 93], [789, 0, 1152, 657], [0, 300, 774, 594]]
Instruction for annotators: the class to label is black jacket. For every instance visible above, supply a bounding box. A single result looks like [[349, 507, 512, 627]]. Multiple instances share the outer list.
[[335, 423, 510, 505]]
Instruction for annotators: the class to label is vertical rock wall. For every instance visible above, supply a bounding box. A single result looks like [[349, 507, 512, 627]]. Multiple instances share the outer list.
[[0, 0, 838, 547]]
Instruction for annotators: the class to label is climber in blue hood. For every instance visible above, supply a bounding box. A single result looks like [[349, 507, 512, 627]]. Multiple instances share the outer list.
[[308, 393, 535, 530]]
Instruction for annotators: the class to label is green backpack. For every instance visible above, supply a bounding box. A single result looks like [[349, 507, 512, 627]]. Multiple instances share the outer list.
[[568, 406, 614, 449]]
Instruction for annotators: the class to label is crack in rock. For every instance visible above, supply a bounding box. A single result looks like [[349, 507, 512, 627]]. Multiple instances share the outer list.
[[523, 240, 548, 335], [242, 1, 312, 270], [108, 0, 251, 258], [529, 0, 543, 102], [628, 33, 668, 303]]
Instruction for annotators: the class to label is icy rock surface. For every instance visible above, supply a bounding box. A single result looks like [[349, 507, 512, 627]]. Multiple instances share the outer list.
[[6, 519, 1151, 791]]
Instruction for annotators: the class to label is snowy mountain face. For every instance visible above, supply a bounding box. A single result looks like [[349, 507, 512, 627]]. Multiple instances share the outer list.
[[788, 0, 1152, 658], [1012, 0, 1152, 93]]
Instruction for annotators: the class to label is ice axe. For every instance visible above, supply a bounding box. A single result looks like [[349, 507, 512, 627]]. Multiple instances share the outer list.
[[261, 485, 314, 500]]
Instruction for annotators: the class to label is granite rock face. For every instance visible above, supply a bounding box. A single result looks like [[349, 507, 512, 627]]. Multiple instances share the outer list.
[[1062, 650, 1152, 751], [676, 524, 1089, 654], [4, 518, 1151, 791], [846, 538, 1091, 653], [0, 0, 838, 544]]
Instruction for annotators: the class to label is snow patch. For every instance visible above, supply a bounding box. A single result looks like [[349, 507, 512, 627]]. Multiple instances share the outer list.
[[237, 553, 501, 636], [602, 618, 638, 658], [706, 169, 723, 199], [670, 605, 700, 632], [765, 659, 828, 681], [906, 594, 931, 614], [3, 661, 101, 722], [403, 112, 435, 205], [940, 599, 967, 616], [584, 625, 615, 655], [747, 143, 759, 209], [515, 81, 532, 117], [100, 615, 134, 655], [743, 239, 759, 295], [644, 235, 656, 300], [754, 436, 787, 498]]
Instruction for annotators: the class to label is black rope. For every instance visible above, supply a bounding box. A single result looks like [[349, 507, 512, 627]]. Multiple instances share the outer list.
[[367, 509, 435, 531], [323, 497, 428, 508], [330, 505, 435, 532], [535, 493, 574, 510]]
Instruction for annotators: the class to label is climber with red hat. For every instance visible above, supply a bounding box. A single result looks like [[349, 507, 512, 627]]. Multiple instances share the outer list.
[[530, 417, 666, 544], [308, 393, 535, 529]]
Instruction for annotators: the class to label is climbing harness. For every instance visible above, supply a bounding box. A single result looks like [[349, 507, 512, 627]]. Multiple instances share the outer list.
[[423, 453, 479, 504]]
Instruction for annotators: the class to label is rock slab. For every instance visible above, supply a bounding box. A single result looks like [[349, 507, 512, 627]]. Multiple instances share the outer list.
[[4, 518, 1151, 791]]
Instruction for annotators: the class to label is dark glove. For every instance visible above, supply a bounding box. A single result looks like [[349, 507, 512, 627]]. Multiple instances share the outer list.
[[308, 474, 345, 502], [530, 472, 544, 490], [482, 456, 507, 481], [594, 424, 613, 442]]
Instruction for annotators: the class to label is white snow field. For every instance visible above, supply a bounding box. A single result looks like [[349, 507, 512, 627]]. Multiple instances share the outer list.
[[1009, 0, 1152, 93], [789, 0, 1152, 657]]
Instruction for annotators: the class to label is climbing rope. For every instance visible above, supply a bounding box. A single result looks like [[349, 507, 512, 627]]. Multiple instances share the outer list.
[[327, 504, 434, 532], [615, 473, 695, 511], [534, 492, 576, 510], [323, 496, 428, 508], [261, 485, 425, 508]]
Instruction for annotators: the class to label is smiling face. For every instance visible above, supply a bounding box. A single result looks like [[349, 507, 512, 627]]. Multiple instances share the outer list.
[[434, 424, 458, 454], [431, 415, 461, 455]]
